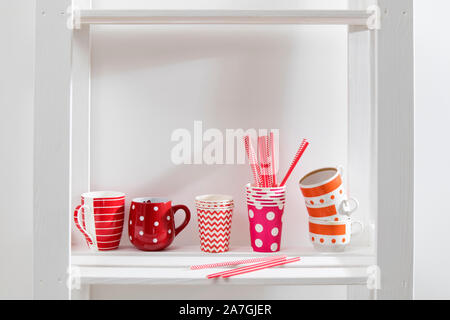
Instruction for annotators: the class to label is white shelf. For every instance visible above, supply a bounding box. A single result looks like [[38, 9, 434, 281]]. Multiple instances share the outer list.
[[71, 245, 375, 286], [71, 9, 377, 28]]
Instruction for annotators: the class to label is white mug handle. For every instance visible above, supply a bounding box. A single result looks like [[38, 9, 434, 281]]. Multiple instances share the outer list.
[[337, 165, 344, 177], [341, 197, 359, 216], [74, 204, 94, 244], [351, 220, 364, 236]]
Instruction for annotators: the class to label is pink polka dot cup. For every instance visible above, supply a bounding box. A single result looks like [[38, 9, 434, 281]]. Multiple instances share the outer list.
[[246, 184, 286, 252], [128, 197, 190, 251]]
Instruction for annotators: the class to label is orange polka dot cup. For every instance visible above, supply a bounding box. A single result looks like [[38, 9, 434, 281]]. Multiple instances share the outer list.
[[128, 197, 190, 251], [309, 216, 363, 252], [299, 166, 358, 220]]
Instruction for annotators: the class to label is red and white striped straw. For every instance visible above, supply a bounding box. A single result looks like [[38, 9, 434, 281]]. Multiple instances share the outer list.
[[269, 131, 277, 187], [258, 135, 268, 187], [270, 131, 278, 186], [257, 136, 264, 187], [191, 255, 286, 270], [244, 135, 262, 187], [221, 257, 301, 278], [280, 139, 309, 187], [265, 134, 274, 187], [207, 256, 288, 279]]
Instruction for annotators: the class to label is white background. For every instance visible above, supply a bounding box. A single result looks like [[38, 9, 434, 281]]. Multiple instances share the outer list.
[[0, 0, 34, 299], [413, 0, 450, 299], [0, 0, 449, 299]]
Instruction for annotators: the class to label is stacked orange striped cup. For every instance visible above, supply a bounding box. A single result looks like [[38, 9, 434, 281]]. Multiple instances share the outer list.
[[195, 195, 234, 253], [299, 166, 363, 252]]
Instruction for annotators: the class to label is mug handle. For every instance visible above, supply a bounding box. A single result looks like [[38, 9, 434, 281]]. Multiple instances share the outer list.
[[351, 220, 364, 236], [73, 204, 94, 244], [341, 197, 359, 216], [172, 204, 191, 236], [337, 165, 344, 177]]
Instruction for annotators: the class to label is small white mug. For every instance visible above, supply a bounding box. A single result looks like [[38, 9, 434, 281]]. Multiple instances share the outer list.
[[308, 216, 363, 252]]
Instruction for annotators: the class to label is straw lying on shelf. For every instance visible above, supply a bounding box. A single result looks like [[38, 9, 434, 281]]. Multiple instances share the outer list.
[[221, 257, 300, 278], [206, 256, 289, 279], [190, 255, 286, 270], [206, 256, 301, 279]]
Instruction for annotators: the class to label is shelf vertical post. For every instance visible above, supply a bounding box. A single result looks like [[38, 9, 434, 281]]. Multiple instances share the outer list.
[[347, 0, 378, 300], [348, 0, 414, 300], [70, 0, 92, 279], [33, 0, 72, 299], [374, 0, 414, 299]]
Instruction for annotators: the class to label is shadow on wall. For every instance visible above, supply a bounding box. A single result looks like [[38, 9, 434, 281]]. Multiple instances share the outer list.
[[89, 24, 296, 185], [91, 25, 295, 124]]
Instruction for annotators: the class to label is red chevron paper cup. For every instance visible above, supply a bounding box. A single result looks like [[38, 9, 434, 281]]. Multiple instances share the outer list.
[[195, 195, 233, 253]]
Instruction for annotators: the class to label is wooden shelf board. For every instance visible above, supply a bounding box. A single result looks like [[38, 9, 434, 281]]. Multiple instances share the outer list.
[[71, 245, 375, 286]]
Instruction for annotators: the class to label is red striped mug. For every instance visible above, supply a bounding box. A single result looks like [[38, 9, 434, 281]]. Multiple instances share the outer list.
[[299, 166, 358, 220], [73, 191, 125, 251]]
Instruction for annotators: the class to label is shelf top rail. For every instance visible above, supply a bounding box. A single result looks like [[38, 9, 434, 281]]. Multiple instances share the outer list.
[[67, 8, 380, 30]]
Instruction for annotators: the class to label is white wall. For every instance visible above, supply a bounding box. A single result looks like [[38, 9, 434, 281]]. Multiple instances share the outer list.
[[0, 0, 35, 299], [414, 0, 450, 299]]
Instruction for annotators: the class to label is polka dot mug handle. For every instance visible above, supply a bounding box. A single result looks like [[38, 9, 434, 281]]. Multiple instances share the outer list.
[[341, 197, 359, 216], [73, 204, 94, 244], [172, 205, 191, 236], [351, 220, 364, 237]]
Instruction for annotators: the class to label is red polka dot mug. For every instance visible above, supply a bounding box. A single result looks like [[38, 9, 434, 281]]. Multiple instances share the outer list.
[[128, 197, 191, 251]]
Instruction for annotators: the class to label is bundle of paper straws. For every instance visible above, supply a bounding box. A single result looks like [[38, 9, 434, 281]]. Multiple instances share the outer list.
[[189, 256, 301, 279], [244, 132, 309, 187]]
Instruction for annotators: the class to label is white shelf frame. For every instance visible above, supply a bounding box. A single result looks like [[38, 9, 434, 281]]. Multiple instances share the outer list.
[[33, 0, 413, 300], [68, 9, 379, 29], [70, 245, 376, 299]]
